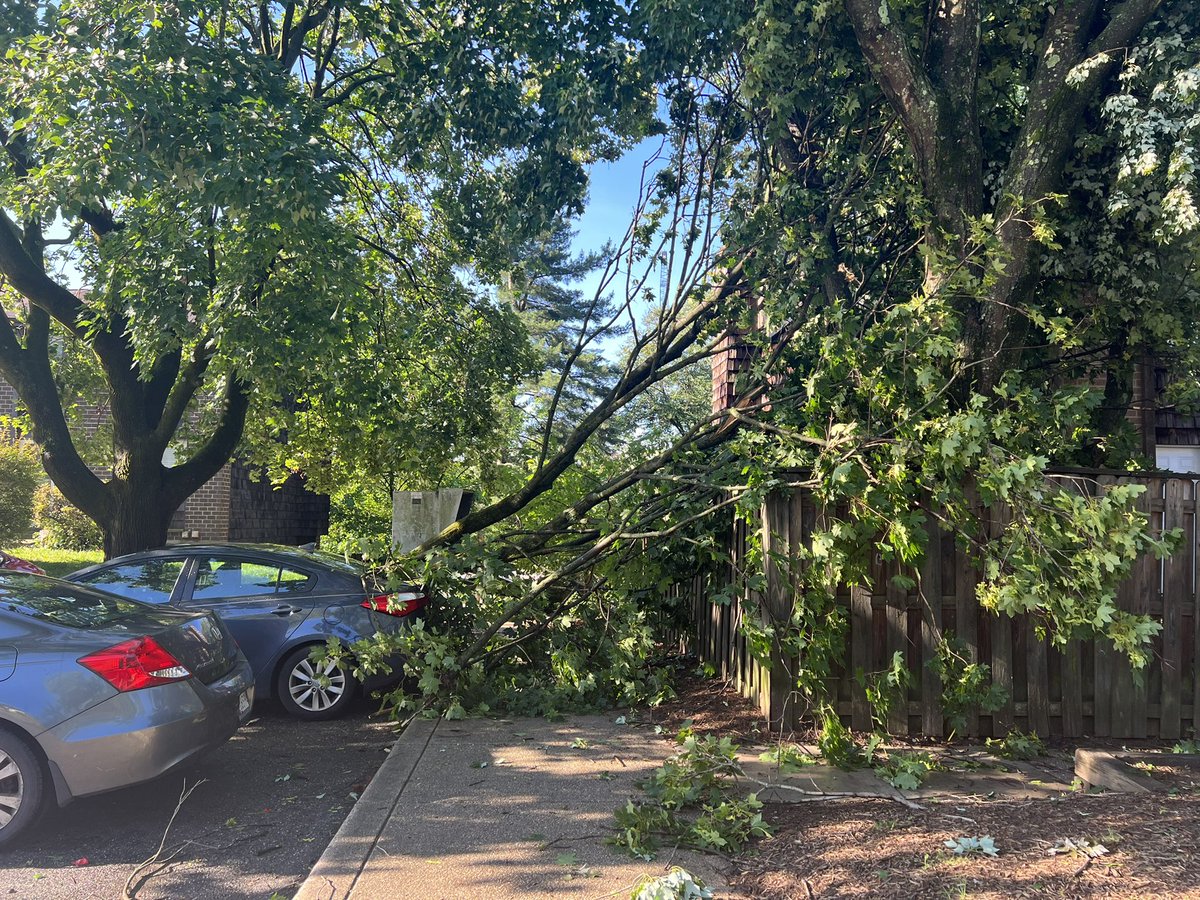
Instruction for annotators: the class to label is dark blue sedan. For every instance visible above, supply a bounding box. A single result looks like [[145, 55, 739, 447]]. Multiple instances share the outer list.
[[68, 544, 423, 720]]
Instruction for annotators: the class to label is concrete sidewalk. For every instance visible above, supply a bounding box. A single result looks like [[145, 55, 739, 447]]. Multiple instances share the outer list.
[[294, 714, 740, 900]]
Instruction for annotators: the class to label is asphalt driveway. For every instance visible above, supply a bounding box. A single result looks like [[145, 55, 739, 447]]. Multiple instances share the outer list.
[[0, 697, 397, 899]]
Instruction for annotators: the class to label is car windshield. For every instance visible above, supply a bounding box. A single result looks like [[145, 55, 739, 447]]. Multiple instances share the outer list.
[[0, 574, 145, 629]]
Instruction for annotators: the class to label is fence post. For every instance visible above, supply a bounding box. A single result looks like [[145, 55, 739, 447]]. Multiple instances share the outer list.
[[1025, 619, 1050, 737], [1160, 478, 1189, 739], [989, 501, 1015, 736], [955, 481, 982, 736], [850, 583, 873, 731], [885, 567, 909, 736]]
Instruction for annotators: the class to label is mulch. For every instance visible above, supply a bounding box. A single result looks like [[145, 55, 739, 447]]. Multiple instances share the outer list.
[[729, 793, 1200, 899], [646, 669, 774, 744], [648, 672, 1200, 899]]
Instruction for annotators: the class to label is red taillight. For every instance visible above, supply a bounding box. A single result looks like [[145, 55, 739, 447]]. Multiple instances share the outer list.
[[78, 636, 191, 692], [361, 593, 427, 617]]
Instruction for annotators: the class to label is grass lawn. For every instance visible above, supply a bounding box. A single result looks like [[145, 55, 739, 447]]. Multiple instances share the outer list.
[[14, 546, 103, 577]]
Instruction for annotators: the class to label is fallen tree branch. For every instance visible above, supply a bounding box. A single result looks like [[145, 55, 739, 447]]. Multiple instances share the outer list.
[[749, 778, 926, 811], [123, 778, 206, 899]]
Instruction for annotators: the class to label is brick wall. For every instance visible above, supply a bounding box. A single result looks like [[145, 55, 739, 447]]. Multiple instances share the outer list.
[[168, 464, 231, 541], [0, 380, 18, 440], [710, 330, 750, 413], [228, 463, 330, 546]]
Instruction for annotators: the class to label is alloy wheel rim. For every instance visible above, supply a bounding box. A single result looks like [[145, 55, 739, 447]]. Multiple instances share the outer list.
[[287, 657, 347, 712], [0, 751, 23, 828]]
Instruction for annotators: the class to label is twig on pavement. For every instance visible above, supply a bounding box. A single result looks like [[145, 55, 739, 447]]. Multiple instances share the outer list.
[[123, 778, 207, 899]]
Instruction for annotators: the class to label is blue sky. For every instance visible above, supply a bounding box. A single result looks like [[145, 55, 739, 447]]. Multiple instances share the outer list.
[[570, 137, 666, 302], [574, 142, 658, 253]]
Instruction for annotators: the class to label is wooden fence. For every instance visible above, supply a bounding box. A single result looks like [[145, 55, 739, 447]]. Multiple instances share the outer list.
[[677, 474, 1200, 739]]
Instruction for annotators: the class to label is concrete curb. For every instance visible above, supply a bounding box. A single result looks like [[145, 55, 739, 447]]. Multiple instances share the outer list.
[[294, 717, 440, 900]]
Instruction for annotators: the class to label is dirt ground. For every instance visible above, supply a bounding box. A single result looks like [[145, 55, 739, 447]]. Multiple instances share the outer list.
[[732, 793, 1200, 899], [647, 673, 1200, 899], [648, 668, 776, 743]]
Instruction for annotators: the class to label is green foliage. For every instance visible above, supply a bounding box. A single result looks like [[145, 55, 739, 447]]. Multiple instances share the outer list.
[[339, 532, 687, 720], [857, 651, 911, 733], [817, 710, 883, 770], [985, 730, 1046, 761], [0, 0, 672, 550], [930, 637, 1009, 736], [325, 0, 1189, 744], [1172, 739, 1199, 755], [32, 484, 102, 550], [631, 868, 714, 900], [875, 751, 939, 791], [612, 734, 770, 859], [976, 483, 1178, 668], [758, 743, 817, 773], [324, 483, 394, 550], [0, 440, 41, 545], [498, 222, 619, 455], [641, 0, 1196, 709]]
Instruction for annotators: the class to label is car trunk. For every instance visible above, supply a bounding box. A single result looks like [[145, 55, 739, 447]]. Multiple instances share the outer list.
[[151, 613, 241, 685]]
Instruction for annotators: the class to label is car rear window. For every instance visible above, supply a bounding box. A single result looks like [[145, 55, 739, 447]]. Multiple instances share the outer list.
[[75, 559, 185, 605], [286, 548, 366, 575], [0, 574, 145, 629]]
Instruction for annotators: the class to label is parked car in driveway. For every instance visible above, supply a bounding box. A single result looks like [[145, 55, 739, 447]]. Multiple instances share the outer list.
[[0, 572, 253, 847], [0, 552, 44, 575], [68, 544, 425, 720]]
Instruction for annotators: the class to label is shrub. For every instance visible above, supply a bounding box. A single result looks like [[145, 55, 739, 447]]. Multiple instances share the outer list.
[[0, 440, 42, 545], [33, 483, 103, 550]]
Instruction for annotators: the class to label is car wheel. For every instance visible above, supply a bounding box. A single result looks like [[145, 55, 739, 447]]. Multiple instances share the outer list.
[[0, 729, 45, 848], [276, 647, 358, 720]]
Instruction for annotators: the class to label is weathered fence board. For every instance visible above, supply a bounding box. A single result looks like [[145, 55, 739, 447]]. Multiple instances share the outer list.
[[850, 585, 873, 731], [920, 521, 944, 736], [678, 473, 1200, 739]]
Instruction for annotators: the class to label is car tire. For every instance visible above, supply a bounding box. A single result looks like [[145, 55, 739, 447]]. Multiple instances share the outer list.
[[0, 729, 46, 848], [276, 647, 358, 720]]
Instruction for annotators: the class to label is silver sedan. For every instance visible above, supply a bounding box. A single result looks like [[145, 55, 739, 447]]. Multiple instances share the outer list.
[[0, 573, 254, 846]]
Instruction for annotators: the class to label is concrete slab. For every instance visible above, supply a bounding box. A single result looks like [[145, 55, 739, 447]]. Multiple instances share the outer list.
[[743, 746, 1078, 803], [296, 718, 438, 900], [296, 714, 1099, 900], [740, 754, 911, 803], [297, 716, 744, 900], [1075, 749, 1200, 793]]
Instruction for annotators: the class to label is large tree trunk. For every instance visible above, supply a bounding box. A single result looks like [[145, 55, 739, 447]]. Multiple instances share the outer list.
[[102, 480, 181, 558], [844, 0, 1166, 398]]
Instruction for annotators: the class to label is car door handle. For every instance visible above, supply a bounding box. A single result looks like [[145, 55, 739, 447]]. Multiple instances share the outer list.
[[271, 605, 303, 616]]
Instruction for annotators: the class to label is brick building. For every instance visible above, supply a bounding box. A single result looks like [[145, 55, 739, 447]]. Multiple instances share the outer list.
[[712, 343, 1200, 473], [0, 379, 329, 546]]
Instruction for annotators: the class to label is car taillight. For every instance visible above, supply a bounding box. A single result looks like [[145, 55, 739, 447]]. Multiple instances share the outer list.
[[78, 637, 192, 692], [361, 593, 427, 617]]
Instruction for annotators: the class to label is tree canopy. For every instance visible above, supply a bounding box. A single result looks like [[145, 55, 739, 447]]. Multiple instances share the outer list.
[[0, 0, 662, 554], [344, 0, 1200, 723], [5, 0, 1198, 725]]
